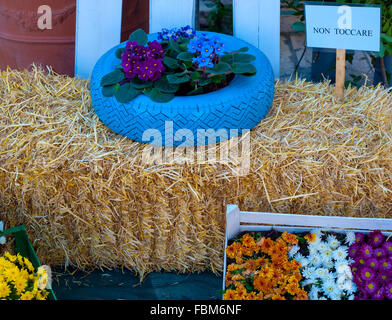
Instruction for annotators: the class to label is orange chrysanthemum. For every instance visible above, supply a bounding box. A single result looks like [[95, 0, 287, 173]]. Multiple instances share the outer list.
[[304, 233, 317, 243], [272, 294, 286, 300], [281, 232, 299, 245], [223, 289, 239, 300], [241, 234, 256, 248]]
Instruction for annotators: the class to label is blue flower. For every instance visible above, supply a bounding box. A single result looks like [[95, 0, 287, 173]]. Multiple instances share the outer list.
[[193, 56, 211, 68]]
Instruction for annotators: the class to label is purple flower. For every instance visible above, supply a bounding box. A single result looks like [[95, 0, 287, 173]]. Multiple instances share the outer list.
[[370, 288, 384, 300], [373, 246, 387, 259], [360, 267, 375, 281], [360, 244, 373, 259], [384, 283, 392, 299], [382, 241, 392, 256], [379, 257, 392, 272], [350, 262, 360, 275], [368, 230, 385, 248], [355, 232, 366, 244], [366, 257, 379, 270], [364, 280, 379, 296], [377, 271, 390, 284], [357, 255, 367, 266], [348, 243, 361, 258]]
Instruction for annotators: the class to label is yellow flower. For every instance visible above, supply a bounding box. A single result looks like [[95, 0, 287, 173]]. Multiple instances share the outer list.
[[0, 282, 11, 299], [20, 291, 34, 301], [23, 258, 34, 273], [3, 265, 20, 282], [14, 277, 28, 295]]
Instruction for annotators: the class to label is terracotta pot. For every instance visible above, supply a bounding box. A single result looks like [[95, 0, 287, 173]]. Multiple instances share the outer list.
[[0, 0, 77, 76], [0, 0, 149, 77]]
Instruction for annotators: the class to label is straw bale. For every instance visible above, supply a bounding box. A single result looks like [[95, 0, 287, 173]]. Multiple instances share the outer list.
[[1, 67, 392, 277]]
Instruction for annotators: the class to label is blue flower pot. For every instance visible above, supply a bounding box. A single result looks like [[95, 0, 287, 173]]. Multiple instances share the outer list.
[[90, 31, 275, 147]]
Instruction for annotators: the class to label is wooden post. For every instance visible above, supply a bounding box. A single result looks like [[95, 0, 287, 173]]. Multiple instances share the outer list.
[[335, 48, 346, 101]]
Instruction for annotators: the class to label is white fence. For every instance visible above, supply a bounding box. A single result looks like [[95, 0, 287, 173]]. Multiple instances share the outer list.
[[75, 0, 280, 80]]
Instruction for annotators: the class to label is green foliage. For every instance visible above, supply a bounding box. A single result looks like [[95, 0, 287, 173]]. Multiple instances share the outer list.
[[100, 27, 258, 104], [201, 0, 233, 35], [128, 28, 148, 46]]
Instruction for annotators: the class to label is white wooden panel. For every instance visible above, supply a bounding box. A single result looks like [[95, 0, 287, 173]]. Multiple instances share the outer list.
[[149, 0, 196, 33], [233, 0, 280, 78], [239, 211, 392, 231], [75, 0, 123, 79]]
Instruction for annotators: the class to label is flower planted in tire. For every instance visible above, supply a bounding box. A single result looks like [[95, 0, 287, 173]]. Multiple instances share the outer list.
[[100, 27, 258, 103]]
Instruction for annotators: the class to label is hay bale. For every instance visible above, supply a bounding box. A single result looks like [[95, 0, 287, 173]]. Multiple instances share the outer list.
[[1, 67, 392, 277]]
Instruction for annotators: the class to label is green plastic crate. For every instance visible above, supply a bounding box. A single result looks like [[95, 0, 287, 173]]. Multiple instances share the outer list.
[[0, 225, 57, 300]]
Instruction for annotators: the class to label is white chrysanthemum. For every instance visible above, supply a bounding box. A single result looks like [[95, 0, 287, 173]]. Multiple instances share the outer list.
[[302, 267, 317, 280], [322, 279, 340, 299], [307, 244, 318, 256], [289, 245, 300, 258], [345, 231, 356, 245], [347, 294, 355, 300], [316, 241, 328, 252], [309, 286, 320, 300], [308, 253, 323, 268], [315, 267, 328, 279], [294, 253, 309, 268], [302, 279, 316, 286], [335, 262, 351, 276], [322, 271, 337, 282], [344, 281, 357, 295], [318, 296, 328, 300], [320, 247, 334, 262], [332, 246, 348, 261], [323, 259, 334, 269], [309, 229, 323, 244], [326, 234, 340, 249]]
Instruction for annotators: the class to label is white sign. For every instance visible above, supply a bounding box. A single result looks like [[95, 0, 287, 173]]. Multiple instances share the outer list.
[[305, 3, 381, 52]]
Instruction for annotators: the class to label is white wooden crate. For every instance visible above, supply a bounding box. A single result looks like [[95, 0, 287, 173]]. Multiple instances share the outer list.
[[222, 204, 392, 295]]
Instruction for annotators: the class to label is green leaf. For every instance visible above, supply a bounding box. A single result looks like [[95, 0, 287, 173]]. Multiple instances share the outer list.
[[230, 47, 249, 54], [177, 52, 195, 62], [144, 88, 175, 103], [206, 62, 231, 75], [130, 77, 153, 89], [169, 38, 180, 53], [153, 78, 179, 93], [187, 87, 204, 96], [102, 84, 120, 97], [291, 21, 305, 32], [163, 56, 180, 69], [233, 53, 256, 64], [115, 82, 141, 103], [211, 74, 226, 84], [221, 54, 234, 65], [381, 33, 392, 43], [100, 69, 125, 87], [167, 73, 190, 84], [199, 78, 212, 86], [231, 63, 257, 75], [115, 48, 126, 59], [190, 71, 201, 80], [129, 29, 148, 46]]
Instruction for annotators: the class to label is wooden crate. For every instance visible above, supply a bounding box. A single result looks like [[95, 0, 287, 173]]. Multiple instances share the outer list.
[[223, 204, 392, 295]]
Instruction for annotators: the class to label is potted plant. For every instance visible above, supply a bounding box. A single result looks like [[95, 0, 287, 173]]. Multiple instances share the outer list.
[[0, 224, 56, 300], [90, 26, 275, 147]]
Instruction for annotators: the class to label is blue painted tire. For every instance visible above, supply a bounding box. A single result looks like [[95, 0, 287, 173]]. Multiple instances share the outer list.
[[90, 31, 275, 147]]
